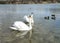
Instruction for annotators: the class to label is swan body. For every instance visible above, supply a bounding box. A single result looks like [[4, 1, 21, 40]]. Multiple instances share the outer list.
[[10, 21, 32, 31]]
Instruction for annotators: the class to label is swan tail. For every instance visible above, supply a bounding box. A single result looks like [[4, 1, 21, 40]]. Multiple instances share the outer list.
[[10, 27, 17, 30]]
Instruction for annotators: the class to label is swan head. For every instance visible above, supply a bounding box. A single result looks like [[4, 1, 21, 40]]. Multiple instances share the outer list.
[[24, 15, 34, 25]]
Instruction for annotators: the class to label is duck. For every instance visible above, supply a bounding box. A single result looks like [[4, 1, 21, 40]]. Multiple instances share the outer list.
[[44, 16, 49, 20], [51, 14, 56, 20]]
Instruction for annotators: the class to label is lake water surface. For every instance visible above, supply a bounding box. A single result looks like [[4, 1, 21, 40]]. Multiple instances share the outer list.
[[0, 4, 60, 43]]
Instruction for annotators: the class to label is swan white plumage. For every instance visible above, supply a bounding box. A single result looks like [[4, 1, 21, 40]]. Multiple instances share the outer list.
[[10, 15, 34, 38], [10, 21, 32, 31], [24, 15, 34, 24]]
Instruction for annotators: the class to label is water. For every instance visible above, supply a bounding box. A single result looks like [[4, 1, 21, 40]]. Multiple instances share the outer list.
[[0, 4, 60, 43]]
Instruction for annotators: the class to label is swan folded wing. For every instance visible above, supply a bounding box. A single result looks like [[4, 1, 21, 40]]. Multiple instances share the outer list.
[[12, 21, 31, 31], [24, 15, 29, 22]]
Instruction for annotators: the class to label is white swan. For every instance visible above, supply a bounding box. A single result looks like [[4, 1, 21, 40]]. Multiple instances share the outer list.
[[10, 15, 34, 38]]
